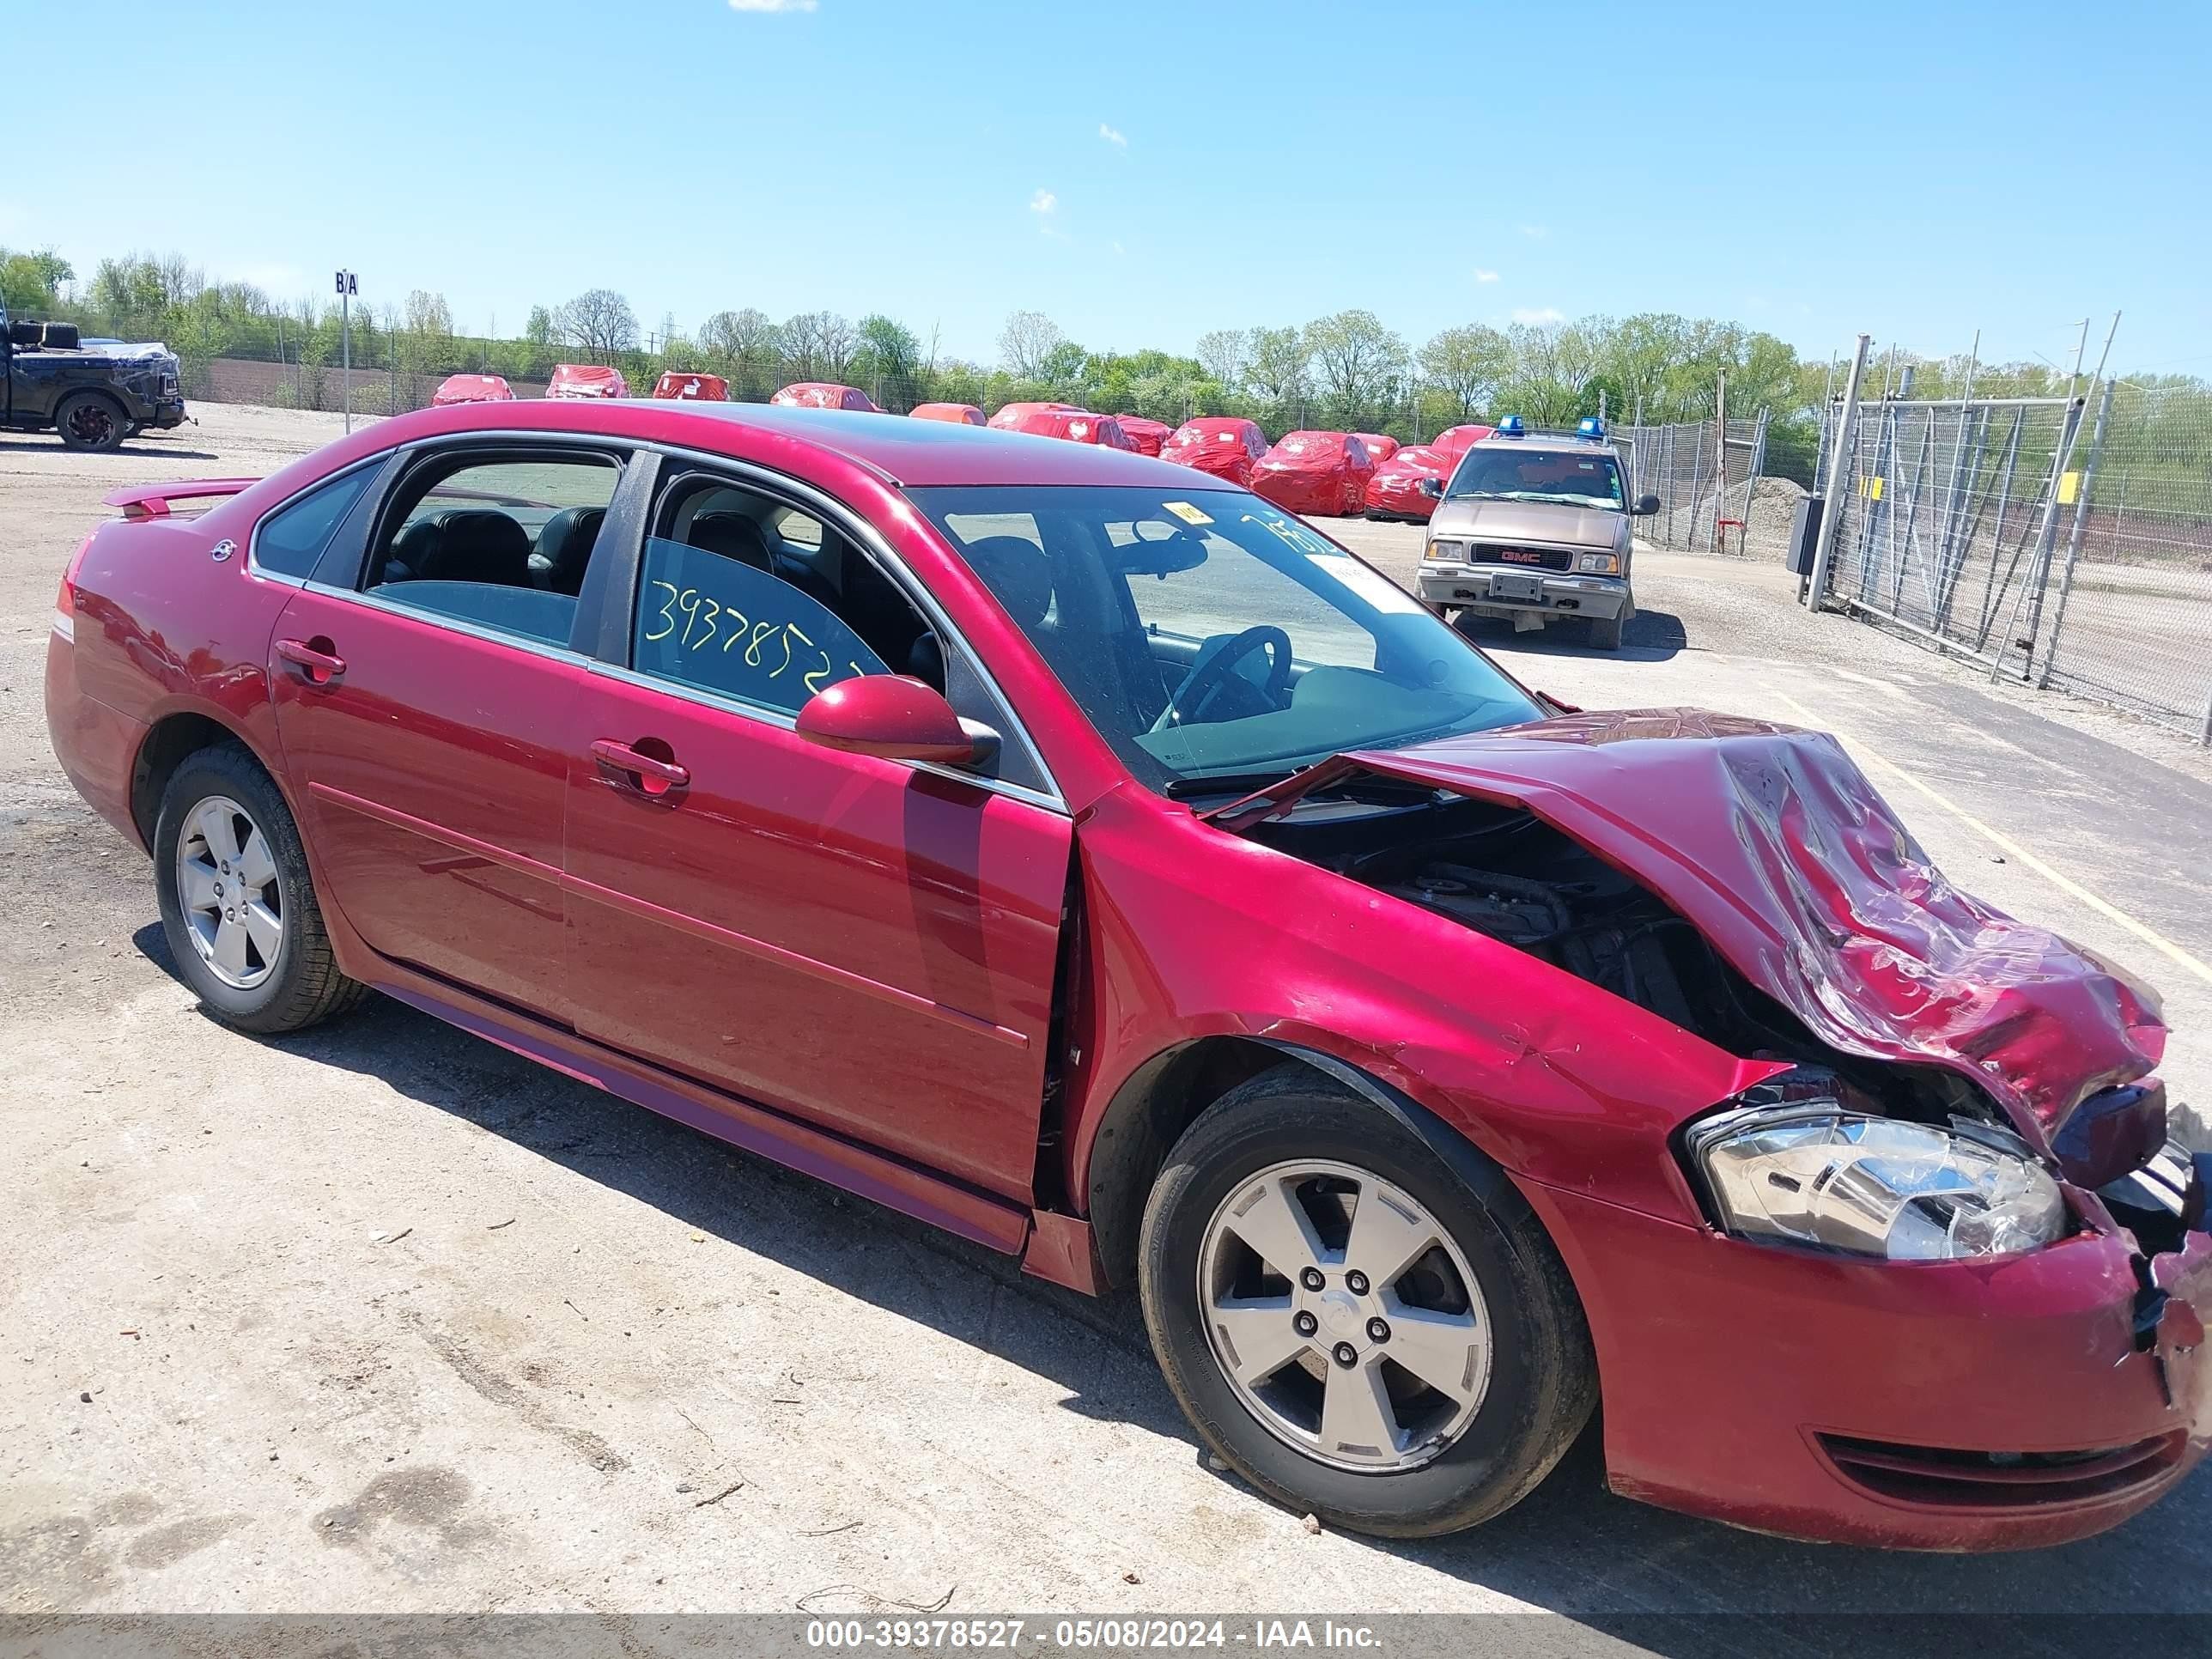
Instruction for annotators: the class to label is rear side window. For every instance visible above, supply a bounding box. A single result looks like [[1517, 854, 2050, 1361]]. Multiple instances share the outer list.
[[365, 451, 621, 647], [253, 466, 378, 579]]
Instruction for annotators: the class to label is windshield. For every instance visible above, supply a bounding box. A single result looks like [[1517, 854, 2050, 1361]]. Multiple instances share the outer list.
[[909, 485, 1543, 794], [1446, 447, 1625, 509]]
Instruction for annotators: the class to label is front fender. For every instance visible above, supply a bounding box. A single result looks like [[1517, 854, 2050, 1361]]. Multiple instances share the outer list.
[[1062, 787, 1771, 1232]]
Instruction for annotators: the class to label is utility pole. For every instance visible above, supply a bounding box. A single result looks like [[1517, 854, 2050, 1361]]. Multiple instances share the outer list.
[[1806, 335, 1872, 611], [336, 270, 358, 432]]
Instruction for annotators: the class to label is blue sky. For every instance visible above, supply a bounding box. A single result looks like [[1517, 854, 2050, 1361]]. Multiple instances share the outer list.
[[10, 0, 2209, 375]]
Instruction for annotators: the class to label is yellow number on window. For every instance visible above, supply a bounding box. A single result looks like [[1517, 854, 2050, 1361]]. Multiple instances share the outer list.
[[644, 580, 680, 642]]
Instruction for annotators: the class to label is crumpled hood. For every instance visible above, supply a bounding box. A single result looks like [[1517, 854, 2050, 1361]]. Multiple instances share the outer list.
[[1211, 708, 2164, 1146], [1429, 498, 1628, 551]]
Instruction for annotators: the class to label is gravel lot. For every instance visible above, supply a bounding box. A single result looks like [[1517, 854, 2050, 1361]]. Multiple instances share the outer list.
[[4, 406, 2210, 1641]]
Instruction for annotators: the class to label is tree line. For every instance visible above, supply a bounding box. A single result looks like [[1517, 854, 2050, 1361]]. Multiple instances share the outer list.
[[8, 244, 2205, 494]]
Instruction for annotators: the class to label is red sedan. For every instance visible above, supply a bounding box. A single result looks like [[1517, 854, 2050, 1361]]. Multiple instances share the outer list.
[[1160, 416, 1270, 487], [46, 401, 2210, 1549]]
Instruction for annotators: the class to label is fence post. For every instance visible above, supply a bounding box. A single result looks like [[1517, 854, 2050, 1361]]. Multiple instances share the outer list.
[[1806, 334, 1872, 610], [1711, 372, 1727, 550], [1990, 393, 2087, 683], [1685, 424, 1706, 550], [2034, 376, 2115, 690]]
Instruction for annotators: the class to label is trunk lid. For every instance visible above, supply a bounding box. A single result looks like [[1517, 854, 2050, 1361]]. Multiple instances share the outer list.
[[1206, 708, 2164, 1146]]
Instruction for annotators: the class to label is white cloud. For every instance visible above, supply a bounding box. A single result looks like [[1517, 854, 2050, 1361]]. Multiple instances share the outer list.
[[1517, 224, 1549, 240], [1099, 122, 1127, 147], [1474, 268, 1500, 283], [1110, 240, 1126, 256], [1511, 307, 1565, 325], [728, 0, 817, 12], [1030, 189, 1057, 216]]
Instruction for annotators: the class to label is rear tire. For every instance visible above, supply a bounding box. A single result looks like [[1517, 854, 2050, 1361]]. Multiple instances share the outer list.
[[1585, 614, 1624, 651], [1138, 1065, 1597, 1539], [153, 742, 367, 1035], [55, 392, 127, 453]]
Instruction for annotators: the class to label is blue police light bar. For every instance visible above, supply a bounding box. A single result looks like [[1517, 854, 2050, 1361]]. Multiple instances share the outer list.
[[1577, 416, 1605, 440], [1496, 415, 1525, 437]]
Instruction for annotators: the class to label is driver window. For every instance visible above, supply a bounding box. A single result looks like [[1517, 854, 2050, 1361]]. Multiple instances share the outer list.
[[634, 475, 1052, 793]]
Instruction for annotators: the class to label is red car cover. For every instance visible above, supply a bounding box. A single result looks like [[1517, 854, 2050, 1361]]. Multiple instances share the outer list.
[[1364, 443, 1449, 520], [771, 382, 883, 412], [1432, 423, 1494, 461], [431, 374, 514, 407], [987, 401, 1079, 432], [1112, 414, 1175, 457], [909, 403, 987, 425], [1006, 409, 1139, 449], [546, 363, 629, 399], [1249, 431, 1376, 517], [652, 371, 728, 401], [1160, 417, 1270, 486], [1353, 432, 1400, 466]]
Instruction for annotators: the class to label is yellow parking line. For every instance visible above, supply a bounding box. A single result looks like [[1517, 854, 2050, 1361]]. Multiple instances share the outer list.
[[1771, 691, 2212, 988]]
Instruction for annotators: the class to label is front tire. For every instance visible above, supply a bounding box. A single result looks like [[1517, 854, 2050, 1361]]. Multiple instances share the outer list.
[[55, 392, 127, 453], [1138, 1066, 1596, 1539], [153, 742, 366, 1034], [1585, 614, 1624, 651]]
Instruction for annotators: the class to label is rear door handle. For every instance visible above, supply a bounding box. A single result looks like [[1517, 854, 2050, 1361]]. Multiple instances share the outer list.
[[591, 738, 690, 796], [275, 637, 347, 685]]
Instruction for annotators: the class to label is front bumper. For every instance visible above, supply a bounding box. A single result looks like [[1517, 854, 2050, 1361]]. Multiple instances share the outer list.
[[1418, 562, 1631, 622], [141, 397, 187, 429], [1523, 1179, 2211, 1549]]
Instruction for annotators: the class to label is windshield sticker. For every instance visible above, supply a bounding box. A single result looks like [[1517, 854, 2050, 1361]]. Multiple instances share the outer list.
[[1163, 501, 1213, 526]]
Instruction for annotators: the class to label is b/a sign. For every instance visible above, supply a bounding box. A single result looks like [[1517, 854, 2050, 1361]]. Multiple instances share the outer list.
[[334, 270, 357, 296]]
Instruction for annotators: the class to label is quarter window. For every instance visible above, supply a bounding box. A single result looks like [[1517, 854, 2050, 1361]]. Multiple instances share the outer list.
[[253, 465, 378, 579]]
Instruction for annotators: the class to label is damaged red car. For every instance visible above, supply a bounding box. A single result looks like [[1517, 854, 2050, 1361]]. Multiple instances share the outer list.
[[47, 402, 2209, 1549]]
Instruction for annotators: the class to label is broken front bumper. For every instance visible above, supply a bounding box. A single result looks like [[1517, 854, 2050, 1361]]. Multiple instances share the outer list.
[[1417, 563, 1631, 623], [1523, 1178, 2212, 1549]]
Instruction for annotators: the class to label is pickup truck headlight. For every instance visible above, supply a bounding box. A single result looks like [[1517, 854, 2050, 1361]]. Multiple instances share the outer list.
[[1425, 540, 1461, 562], [1574, 552, 1622, 574], [1684, 1103, 2065, 1260]]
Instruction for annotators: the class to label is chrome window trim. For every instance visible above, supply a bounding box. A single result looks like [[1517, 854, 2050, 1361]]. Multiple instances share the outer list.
[[245, 453, 393, 589], [299, 578, 592, 670], [634, 440, 1066, 810]]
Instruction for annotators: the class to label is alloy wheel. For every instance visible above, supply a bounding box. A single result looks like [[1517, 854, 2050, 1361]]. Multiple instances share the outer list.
[[1197, 1158, 1491, 1473], [65, 402, 117, 447], [174, 794, 283, 989]]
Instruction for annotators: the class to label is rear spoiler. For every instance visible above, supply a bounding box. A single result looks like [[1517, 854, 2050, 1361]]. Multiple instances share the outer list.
[[101, 477, 261, 520]]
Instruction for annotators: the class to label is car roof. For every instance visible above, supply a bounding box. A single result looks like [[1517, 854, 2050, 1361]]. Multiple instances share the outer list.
[[1472, 431, 1626, 460], [392, 398, 1213, 489]]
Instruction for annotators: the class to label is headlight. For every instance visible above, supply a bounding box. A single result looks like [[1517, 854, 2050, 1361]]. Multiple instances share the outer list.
[[1425, 540, 1460, 562], [1574, 552, 1622, 574], [1684, 1103, 2065, 1260]]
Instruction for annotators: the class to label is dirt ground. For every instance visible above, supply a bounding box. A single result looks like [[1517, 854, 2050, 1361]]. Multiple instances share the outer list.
[[4, 406, 2210, 1638]]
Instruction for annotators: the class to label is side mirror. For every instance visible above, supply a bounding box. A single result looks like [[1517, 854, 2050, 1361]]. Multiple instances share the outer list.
[[795, 674, 999, 768], [1632, 493, 1661, 516], [1416, 477, 1444, 500]]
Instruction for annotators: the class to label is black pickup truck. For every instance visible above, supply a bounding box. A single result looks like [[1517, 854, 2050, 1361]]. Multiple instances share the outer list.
[[1, 303, 186, 450]]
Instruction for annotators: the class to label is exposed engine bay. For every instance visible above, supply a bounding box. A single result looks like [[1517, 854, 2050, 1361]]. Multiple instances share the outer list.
[[1248, 787, 2007, 1130]]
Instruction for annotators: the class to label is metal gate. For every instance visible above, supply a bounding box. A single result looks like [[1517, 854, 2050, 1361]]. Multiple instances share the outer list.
[[1820, 393, 2093, 683]]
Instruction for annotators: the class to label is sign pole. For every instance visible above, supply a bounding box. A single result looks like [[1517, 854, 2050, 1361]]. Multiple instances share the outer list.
[[337, 270, 356, 433]]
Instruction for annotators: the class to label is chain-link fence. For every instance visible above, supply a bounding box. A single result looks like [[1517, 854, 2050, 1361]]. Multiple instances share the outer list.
[[1614, 415, 1789, 556], [1815, 382, 2212, 742]]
